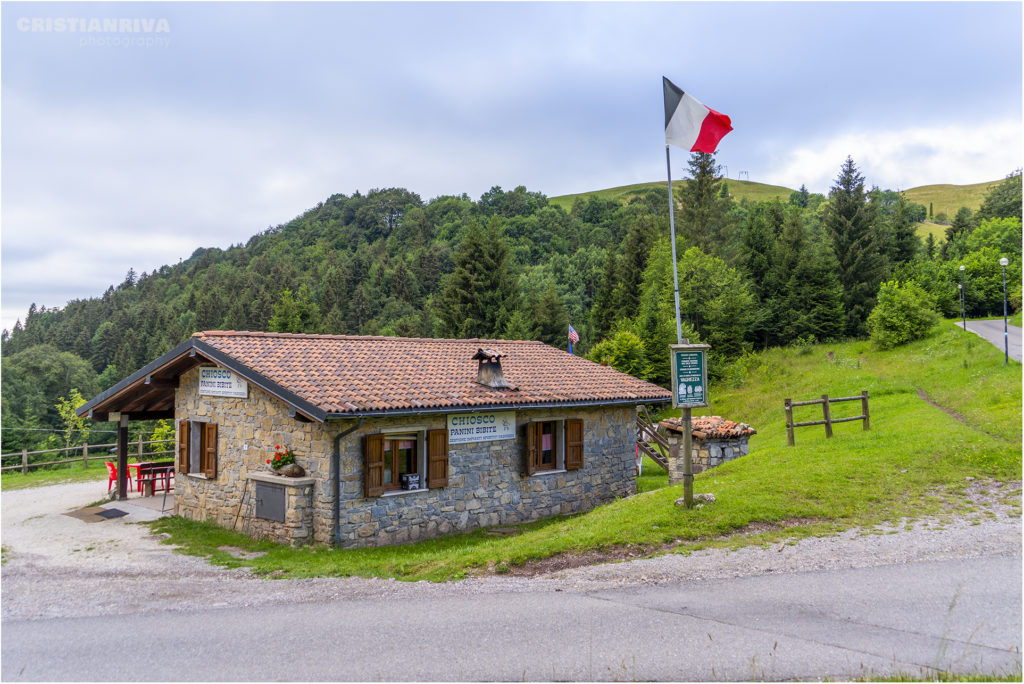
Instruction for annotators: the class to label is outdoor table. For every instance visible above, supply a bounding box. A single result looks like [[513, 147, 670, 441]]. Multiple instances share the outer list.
[[137, 462, 175, 496]]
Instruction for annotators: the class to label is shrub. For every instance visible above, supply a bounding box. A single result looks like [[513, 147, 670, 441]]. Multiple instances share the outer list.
[[867, 280, 939, 350], [586, 329, 653, 380]]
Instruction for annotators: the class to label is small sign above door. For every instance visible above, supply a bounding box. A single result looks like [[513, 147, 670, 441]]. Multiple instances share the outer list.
[[199, 367, 249, 399]]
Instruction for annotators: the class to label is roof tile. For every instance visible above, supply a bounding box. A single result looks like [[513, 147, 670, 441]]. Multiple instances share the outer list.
[[194, 331, 671, 415]]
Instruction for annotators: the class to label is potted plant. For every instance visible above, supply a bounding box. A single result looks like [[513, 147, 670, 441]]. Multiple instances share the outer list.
[[266, 445, 304, 477]]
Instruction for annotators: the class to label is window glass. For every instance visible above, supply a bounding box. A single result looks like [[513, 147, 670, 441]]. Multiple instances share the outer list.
[[384, 435, 418, 490], [540, 422, 555, 468]]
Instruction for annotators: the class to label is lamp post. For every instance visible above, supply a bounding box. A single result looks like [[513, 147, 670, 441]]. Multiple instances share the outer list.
[[1000, 257, 1009, 364], [959, 265, 967, 330]]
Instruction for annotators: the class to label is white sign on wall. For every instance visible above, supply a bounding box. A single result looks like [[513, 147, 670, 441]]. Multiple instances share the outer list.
[[199, 367, 249, 399], [447, 411, 516, 445]]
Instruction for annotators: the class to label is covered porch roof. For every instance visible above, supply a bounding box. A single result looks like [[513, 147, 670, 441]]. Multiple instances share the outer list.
[[75, 336, 325, 423]]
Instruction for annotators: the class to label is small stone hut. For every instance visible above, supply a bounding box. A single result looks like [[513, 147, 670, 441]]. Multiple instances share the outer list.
[[659, 416, 756, 483], [78, 331, 671, 547]]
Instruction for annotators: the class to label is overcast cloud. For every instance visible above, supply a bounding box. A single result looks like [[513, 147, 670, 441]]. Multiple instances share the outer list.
[[2, 1, 1021, 334]]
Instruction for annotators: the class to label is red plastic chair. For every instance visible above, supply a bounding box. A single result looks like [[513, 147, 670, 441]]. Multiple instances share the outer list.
[[105, 462, 134, 493]]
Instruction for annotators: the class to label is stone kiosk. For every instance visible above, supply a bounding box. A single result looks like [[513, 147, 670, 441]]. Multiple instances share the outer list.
[[78, 331, 672, 548], [659, 416, 756, 483]]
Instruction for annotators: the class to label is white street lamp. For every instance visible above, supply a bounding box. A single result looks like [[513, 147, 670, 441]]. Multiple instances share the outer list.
[[1000, 257, 1009, 363], [959, 265, 967, 330]]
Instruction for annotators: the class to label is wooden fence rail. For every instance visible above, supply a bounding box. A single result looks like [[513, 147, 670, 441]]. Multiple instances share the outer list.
[[784, 391, 870, 446], [0, 438, 175, 475]]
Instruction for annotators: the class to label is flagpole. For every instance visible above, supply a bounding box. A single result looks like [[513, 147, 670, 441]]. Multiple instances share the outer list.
[[666, 144, 684, 345]]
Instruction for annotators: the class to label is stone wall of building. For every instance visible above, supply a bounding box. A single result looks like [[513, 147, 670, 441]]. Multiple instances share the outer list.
[[174, 366, 639, 547], [173, 366, 334, 545], [666, 436, 752, 483]]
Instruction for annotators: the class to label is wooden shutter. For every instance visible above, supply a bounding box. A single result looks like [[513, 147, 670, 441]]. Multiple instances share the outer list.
[[565, 419, 584, 470], [427, 429, 449, 488], [364, 434, 384, 497], [524, 422, 540, 476], [201, 422, 218, 479], [177, 420, 190, 474]]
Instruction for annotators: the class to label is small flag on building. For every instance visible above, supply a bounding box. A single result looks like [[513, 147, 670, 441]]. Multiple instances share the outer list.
[[568, 324, 580, 353], [663, 77, 732, 154]]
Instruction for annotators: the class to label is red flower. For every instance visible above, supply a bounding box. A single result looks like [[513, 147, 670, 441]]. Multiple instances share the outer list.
[[266, 459, 271, 464], [275, 455, 281, 461]]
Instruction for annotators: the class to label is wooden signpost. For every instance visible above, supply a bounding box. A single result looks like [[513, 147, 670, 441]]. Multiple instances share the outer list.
[[670, 343, 709, 509]]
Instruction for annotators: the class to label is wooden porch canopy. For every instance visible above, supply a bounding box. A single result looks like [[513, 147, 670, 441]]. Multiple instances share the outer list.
[[76, 335, 324, 500], [76, 335, 325, 424]]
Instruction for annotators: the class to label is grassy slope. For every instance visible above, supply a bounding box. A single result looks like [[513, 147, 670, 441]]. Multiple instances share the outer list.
[[904, 180, 1002, 217], [548, 179, 794, 211], [550, 178, 1000, 215], [151, 323, 1020, 581]]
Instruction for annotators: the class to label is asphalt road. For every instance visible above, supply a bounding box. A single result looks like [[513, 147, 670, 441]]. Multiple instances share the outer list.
[[960, 318, 1022, 361], [3, 556, 1020, 681]]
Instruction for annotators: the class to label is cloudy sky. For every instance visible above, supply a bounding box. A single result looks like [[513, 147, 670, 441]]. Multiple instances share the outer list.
[[2, 1, 1021, 334]]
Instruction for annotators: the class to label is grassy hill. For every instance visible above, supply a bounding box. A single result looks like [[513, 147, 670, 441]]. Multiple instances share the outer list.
[[904, 180, 1003, 217], [549, 179, 795, 211], [552, 178, 1001, 217], [151, 322, 1020, 581]]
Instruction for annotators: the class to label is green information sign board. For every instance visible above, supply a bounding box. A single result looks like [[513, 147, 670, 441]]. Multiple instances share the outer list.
[[670, 344, 709, 409]]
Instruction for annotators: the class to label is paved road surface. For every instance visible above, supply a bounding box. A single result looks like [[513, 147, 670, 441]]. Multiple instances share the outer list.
[[3, 556, 1019, 681], [960, 318, 1022, 361]]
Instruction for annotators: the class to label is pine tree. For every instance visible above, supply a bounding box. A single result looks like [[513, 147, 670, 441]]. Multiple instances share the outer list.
[[677, 152, 734, 257], [436, 219, 518, 338], [534, 283, 569, 349], [591, 248, 619, 339], [824, 157, 887, 337], [611, 213, 659, 321]]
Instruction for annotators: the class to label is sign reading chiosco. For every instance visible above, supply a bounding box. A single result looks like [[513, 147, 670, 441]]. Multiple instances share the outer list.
[[198, 367, 249, 399], [447, 411, 516, 444], [670, 343, 709, 409]]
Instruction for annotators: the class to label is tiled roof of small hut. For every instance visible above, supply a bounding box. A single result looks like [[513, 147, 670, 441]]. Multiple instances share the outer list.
[[194, 331, 671, 415], [659, 416, 757, 440]]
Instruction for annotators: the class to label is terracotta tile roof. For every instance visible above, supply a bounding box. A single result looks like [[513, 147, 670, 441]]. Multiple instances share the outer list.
[[194, 331, 671, 416], [659, 416, 757, 440]]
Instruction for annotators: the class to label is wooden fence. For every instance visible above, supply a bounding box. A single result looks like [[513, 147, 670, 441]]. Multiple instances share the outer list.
[[0, 437, 175, 475], [784, 391, 870, 446]]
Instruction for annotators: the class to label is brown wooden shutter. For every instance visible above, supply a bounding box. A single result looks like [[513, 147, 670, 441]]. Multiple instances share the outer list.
[[177, 420, 190, 474], [426, 429, 449, 488], [565, 419, 584, 470], [524, 422, 539, 476], [364, 434, 384, 497], [201, 422, 218, 479]]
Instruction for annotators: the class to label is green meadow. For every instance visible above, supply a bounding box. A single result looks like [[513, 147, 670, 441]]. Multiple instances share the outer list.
[[150, 322, 1021, 581]]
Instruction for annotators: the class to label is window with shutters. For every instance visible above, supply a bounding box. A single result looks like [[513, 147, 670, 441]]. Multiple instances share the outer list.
[[365, 427, 448, 497], [525, 418, 583, 475], [177, 419, 218, 479]]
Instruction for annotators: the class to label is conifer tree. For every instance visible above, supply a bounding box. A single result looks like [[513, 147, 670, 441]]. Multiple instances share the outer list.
[[591, 248, 619, 340], [436, 219, 518, 338], [824, 157, 887, 337], [677, 152, 734, 257]]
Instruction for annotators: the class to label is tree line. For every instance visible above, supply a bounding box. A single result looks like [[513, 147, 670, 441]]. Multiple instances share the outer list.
[[3, 158, 1020, 453]]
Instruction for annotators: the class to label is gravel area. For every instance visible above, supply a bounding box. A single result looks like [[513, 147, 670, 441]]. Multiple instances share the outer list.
[[2, 479, 1020, 621]]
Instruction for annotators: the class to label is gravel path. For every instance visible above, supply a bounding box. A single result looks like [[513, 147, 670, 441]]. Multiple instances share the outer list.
[[2, 479, 1020, 621]]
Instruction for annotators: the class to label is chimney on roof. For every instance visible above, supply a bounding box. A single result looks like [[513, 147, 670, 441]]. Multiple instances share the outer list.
[[473, 348, 514, 390]]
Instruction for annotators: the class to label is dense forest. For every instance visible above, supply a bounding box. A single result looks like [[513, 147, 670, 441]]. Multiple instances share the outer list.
[[2, 154, 1020, 453]]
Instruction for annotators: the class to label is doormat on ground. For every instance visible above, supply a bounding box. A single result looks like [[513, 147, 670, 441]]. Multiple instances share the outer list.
[[64, 506, 126, 523]]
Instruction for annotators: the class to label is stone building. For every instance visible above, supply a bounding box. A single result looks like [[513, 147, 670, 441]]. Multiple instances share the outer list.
[[659, 416, 757, 484], [78, 331, 671, 547]]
